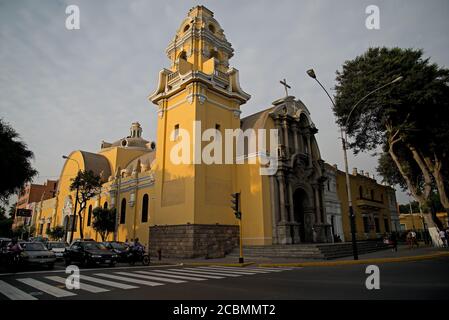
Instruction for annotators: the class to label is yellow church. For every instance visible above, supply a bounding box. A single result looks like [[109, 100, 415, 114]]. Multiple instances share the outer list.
[[32, 6, 398, 258]]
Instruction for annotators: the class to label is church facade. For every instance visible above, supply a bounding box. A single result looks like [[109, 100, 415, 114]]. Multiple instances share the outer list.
[[30, 6, 398, 258]]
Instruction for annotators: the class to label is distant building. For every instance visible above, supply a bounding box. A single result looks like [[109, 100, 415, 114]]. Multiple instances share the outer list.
[[323, 164, 344, 242], [336, 168, 398, 240], [13, 180, 58, 230], [399, 212, 448, 231]]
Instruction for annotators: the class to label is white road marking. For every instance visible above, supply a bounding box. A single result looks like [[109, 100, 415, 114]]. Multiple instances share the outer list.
[[45, 276, 109, 293], [81, 275, 138, 289], [209, 266, 272, 273], [0, 280, 38, 300], [95, 273, 164, 287], [193, 267, 261, 275], [115, 272, 186, 284], [17, 278, 76, 298], [180, 268, 242, 277], [154, 269, 225, 279], [136, 270, 209, 281]]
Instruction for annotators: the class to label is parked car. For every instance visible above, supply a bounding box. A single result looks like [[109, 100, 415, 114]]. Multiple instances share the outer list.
[[0, 238, 12, 266], [19, 242, 56, 269], [64, 240, 118, 267], [101, 241, 129, 262], [46, 241, 68, 260]]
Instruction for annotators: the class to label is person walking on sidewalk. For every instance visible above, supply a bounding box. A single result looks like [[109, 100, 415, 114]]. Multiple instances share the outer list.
[[439, 229, 448, 248], [390, 232, 398, 252]]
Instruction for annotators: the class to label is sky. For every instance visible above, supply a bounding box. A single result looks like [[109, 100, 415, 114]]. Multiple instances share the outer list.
[[1, 0, 449, 205]]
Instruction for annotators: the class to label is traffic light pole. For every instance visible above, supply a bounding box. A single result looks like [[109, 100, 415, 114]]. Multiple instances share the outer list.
[[239, 217, 244, 264]]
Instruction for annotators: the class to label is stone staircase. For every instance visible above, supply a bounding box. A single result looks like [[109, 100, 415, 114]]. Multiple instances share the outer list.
[[226, 241, 389, 260]]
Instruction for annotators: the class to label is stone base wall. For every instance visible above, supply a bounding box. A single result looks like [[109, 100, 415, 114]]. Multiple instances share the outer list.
[[149, 224, 239, 259]]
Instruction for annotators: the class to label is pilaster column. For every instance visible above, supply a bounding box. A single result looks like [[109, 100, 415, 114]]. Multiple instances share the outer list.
[[306, 133, 313, 167], [288, 182, 295, 223], [277, 172, 288, 223], [313, 185, 322, 224], [282, 119, 289, 156], [292, 123, 299, 153]]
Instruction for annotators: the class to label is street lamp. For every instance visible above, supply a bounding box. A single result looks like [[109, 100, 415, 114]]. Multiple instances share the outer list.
[[307, 69, 402, 260], [62, 155, 81, 244]]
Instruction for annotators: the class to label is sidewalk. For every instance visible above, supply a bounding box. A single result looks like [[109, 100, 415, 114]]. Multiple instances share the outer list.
[[152, 245, 449, 268]]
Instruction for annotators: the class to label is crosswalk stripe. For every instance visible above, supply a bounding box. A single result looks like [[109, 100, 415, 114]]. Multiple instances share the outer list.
[[257, 267, 294, 271], [194, 267, 262, 275], [154, 269, 224, 279], [136, 270, 209, 281], [0, 280, 38, 300], [45, 276, 109, 293], [17, 278, 76, 298], [115, 272, 186, 284], [181, 268, 242, 277], [209, 266, 272, 273], [81, 275, 138, 289], [95, 273, 164, 287]]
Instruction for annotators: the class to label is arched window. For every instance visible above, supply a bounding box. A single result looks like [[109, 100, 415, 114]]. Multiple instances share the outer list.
[[371, 190, 375, 200], [120, 198, 126, 224], [103, 202, 108, 209], [179, 51, 187, 61], [87, 205, 92, 226], [141, 194, 149, 223], [359, 186, 363, 199]]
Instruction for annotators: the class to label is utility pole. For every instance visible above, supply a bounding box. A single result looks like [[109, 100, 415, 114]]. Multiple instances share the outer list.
[[231, 192, 243, 263]]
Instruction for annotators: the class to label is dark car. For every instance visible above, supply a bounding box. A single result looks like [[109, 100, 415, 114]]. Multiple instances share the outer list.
[[0, 238, 12, 265], [19, 242, 56, 269], [101, 241, 129, 262], [64, 240, 118, 267]]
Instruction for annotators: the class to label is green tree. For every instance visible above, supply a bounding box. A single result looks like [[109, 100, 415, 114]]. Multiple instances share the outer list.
[[92, 207, 116, 242], [47, 226, 65, 240], [69, 170, 102, 239], [0, 119, 37, 203], [334, 47, 449, 228], [0, 206, 13, 237]]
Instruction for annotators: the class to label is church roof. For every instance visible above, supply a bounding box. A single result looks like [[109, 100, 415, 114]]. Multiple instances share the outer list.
[[124, 150, 156, 173], [240, 107, 274, 131], [79, 151, 111, 181]]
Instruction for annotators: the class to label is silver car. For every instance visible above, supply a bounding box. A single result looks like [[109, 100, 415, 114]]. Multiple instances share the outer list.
[[20, 242, 56, 269], [47, 241, 68, 260]]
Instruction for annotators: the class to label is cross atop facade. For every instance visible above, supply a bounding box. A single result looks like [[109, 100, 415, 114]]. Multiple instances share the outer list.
[[280, 78, 291, 97]]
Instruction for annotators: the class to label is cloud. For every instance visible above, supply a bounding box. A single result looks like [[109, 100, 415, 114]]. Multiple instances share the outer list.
[[1, 0, 448, 204]]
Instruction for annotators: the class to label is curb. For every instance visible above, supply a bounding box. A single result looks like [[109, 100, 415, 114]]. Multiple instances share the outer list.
[[258, 251, 449, 268], [181, 262, 256, 267]]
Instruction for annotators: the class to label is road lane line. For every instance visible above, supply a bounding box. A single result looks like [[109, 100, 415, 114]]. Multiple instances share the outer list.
[[95, 273, 164, 287], [193, 267, 260, 275], [0, 280, 37, 300], [154, 269, 224, 279], [17, 278, 76, 298], [206, 267, 271, 273], [180, 268, 242, 277], [136, 271, 208, 281], [81, 275, 138, 289], [115, 272, 186, 284], [45, 276, 109, 293]]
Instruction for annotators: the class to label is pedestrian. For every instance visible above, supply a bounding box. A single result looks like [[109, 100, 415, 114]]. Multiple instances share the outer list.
[[406, 231, 413, 249], [439, 229, 448, 248], [390, 232, 398, 252]]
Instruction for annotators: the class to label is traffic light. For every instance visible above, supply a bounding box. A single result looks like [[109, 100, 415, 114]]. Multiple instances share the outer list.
[[231, 192, 241, 220]]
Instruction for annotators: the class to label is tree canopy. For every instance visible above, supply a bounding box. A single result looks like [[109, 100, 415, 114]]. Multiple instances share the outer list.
[[333, 47, 449, 228], [70, 170, 102, 239], [0, 119, 37, 203], [92, 207, 116, 242]]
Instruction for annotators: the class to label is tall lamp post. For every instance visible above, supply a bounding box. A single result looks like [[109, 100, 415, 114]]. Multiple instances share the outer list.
[[62, 155, 80, 244], [306, 69, 402, 260]]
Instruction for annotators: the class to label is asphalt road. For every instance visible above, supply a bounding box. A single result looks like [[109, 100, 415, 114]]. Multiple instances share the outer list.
[[0, 258, 448, 300]]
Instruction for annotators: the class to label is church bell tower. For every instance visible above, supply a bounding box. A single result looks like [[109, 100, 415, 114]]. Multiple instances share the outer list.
[[148, 6, 250, 258]]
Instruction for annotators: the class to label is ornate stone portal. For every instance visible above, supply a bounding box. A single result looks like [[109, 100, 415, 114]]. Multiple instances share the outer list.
[[269, 96, 332, 244]]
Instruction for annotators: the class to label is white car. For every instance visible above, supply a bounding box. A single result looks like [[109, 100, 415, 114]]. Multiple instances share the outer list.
[[47, 241, 68, 260]]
